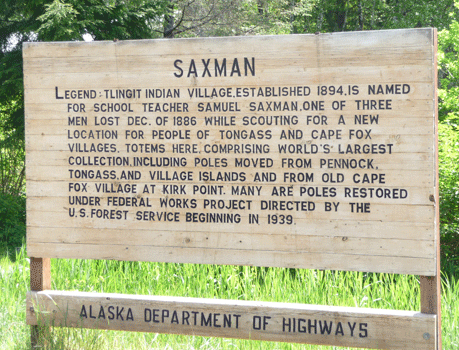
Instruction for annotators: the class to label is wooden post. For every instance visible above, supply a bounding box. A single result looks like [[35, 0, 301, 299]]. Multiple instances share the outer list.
[[420, 276, 441, 349], [30, 257, 51, 347], [420, 27, 441, 350]]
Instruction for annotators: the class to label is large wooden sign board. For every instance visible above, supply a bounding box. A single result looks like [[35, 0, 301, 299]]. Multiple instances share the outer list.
[[24, 28, 440, 349]]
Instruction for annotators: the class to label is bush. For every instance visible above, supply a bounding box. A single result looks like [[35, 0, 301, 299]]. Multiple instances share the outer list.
[[0, 193, 26, 255], [439, 122, 459, 264], [438, 17, 459, 266]]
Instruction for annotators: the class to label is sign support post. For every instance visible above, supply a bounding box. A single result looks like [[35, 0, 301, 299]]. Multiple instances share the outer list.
[[29, 257, 51, 346], [420, 276, 441, 348]]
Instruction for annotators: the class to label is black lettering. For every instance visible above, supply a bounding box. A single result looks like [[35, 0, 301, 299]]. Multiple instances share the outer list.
[[55, 86, 63, 99], [116, 307, 124, 321], [215, 58, 227, 76], [348, 322, 357, 336], [244, 57, 255, 76], [283, 318, 291, 332], [144, 308, 151, 322], [162, 309, 169, 323], [201, 312, 212, 327], [319, 320, 333, 335], [182, 311, 190, 325], [153, 309, 160, 323], [202, 59, 211, 77], [308, 319, 317, 334], [108, 306, 115, 320], [234, 314, 241, 328], [230, 58, 241, 76], [127, 308, 134, 321], [80, 305, 87, 318], [187, 59, 197, 77], [171, 310, 179, 324], [223, 314, 232, 328], [89, 305, 96, 319], [98, 306, 106, 319], [191, 311, 199, 326], [335, 322, 344, 336], [359, 323, 368, 338], [213, 313, 221, 328], [173, 59, 183, 77]]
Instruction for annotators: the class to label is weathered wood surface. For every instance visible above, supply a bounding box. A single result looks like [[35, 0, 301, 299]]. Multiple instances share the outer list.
[[29, 258, 51, 346], [24, 28, 438, 275], [26, 290, 436, 350]]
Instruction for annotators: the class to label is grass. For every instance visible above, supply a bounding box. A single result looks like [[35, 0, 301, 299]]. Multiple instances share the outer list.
[[1, 245, 458, 349]]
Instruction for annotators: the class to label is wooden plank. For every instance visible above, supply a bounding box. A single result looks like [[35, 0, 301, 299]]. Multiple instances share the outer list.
[[26, 184, 434, 206], [26, 290, 436, 350], [26, 201, 434, 226], [26, 221, 435, 241], [22, 29, 433, 57], [25, 118, 435, 138], [25, 151, 434, 171], [25, 129, 436, 143], [22, 99, 435, 115], [26, 116, 435, 133], [22, 35, 433, 70], [23, 41, 116, 58], [25, 140, 436, 159], [24, 52, 432, 75], [22, 94, 435, 113], [24, 64, 434, 88], [24, 228, 435, 274], [24, 164, 434, 186], [25, 229, 434, 259], [26, 242, 435, 275]]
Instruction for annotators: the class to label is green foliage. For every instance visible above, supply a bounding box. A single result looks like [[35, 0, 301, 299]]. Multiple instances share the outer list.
[[238, 0, 311, 35], [437, 5, 459, 265], [37, 0, 81, 40], [439, 19, 459, 125], [266, 0, 458, 34], [0, 102, 25, 196], [37, 0, 168, 41], [0, 0, 169, 143], [0, 139, 25, 196], [0, 193, 25, 255], [175, 0, 458, 37], [438, 122, 459, 264]]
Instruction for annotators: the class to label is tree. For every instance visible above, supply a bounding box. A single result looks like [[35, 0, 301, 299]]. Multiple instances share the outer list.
[[0, 0, 170, 196], [153, 0, 250, 38], [290, 0, 457, 34], [437, 11, 459, 264], [0, 0, 169, 125]]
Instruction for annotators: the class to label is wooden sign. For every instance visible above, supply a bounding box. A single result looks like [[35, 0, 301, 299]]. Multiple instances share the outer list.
[[27, 290, 436, 349], [24, 28, 440, 349], [24, 28, 437, 275]]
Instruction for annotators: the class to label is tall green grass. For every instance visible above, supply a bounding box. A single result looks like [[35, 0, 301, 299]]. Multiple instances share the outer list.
[[1, 245, 457, 349]]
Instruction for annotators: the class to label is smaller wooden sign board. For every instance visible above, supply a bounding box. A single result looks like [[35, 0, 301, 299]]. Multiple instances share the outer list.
[[27, 290, 436, 350]]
